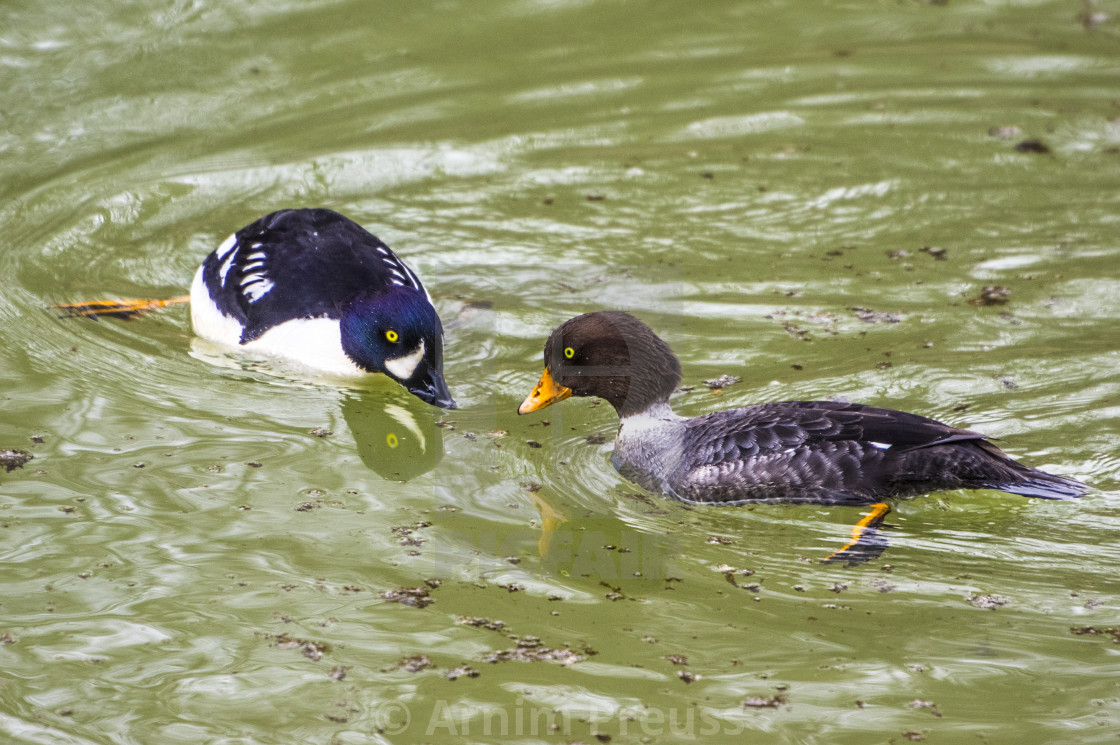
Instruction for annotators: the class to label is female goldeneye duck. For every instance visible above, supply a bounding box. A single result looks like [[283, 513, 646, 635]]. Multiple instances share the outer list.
[[56, 208, 455, 409], [518, 311, 1087, 512], [190, 209, 456, 408]]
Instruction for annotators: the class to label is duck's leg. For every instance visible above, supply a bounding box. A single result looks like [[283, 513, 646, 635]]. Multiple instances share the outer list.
[[821, 501, 892, 566], [526, 490, 568, 558], [51, 295, 190, 320]]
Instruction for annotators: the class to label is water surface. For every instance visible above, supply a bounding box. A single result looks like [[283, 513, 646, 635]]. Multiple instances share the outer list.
[[2, 1, 1120, 743]]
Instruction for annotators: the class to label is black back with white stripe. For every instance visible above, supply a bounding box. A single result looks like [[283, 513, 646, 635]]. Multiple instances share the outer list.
[[200, 208, 426, 343]]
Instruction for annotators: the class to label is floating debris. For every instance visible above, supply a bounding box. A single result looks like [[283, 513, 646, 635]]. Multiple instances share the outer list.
[[458, 616, 507, 632], [988, 125, 1023, 139], [482, 637, 583, 665], [969, 285, 1010, 306], [968, 594, 1007, 610], [850, 307, 903, 324], [600, 581, 626, 601], [1070, 626, 1120, 643], [1014, 139, 1051, 154], [267, 633, 332, 661], [665, 654, 688, 666], [704, 375, 741, 390], [391, 522, 430, 547], [743, 693, 786, 708], [395, 654, 434, 673], [585, 433, 607, 445], [1080, 8, 1111, 28], [381, 586, 434, 608], [919, 246, 947, 261], [0, 449, 33, 473], [678, 671, 700, 684], [446, 665, 480, 680], [309, 427, 332, 438], [870, 577, 897, 593], [996, 376, 1018, 390], [908, 700, 942, 717]]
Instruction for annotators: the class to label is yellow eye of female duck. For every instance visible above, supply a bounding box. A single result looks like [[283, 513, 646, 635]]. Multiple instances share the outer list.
[[564, 346, 575, 359], [386, 330, 399, 343]]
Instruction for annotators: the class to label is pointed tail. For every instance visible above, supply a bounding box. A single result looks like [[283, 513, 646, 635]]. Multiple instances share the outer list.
[[991, 472, 1089, 500]]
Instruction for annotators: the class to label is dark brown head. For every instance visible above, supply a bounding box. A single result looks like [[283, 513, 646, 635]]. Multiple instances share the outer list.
[[518, 311, 682, 418]]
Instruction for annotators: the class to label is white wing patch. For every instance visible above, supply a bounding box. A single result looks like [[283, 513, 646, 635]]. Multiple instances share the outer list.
[[241, 278, 275, 302], [384, 339, 426, 380], [235, 252, 274, 304], [379, 249, 423, 293], [219, 249, 238, 287], [215, 233, 238, 260], [869, 441, 892, 450]]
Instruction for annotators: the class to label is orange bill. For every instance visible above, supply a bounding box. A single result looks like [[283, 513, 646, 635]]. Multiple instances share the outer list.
[[518, 367, 572, 414]]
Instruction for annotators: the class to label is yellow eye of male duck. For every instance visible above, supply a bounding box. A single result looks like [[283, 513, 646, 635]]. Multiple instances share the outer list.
[[386, 329, 399, 343], [564, 346, 575, 359], [386, 433, 399, 448]]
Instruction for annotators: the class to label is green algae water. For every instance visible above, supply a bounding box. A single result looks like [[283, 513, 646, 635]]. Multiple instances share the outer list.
[[2, 1, 1120, 743]]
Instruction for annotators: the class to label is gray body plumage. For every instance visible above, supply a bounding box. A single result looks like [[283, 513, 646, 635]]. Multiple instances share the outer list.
[[614, 399, 1085, 506]]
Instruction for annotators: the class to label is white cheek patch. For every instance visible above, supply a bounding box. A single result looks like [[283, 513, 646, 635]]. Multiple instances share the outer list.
[[384, 339, 426, 380]]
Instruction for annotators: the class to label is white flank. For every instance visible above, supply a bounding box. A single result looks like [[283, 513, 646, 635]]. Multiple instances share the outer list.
[[248, 318, 363, 375], [190, 266, 363, 376], [384, 339, 426, 380]]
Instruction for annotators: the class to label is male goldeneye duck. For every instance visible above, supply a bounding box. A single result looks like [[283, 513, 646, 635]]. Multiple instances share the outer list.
[[189, 208, 455, 408], [518, 311, 1086, 525], [55, 208, 455, 409]]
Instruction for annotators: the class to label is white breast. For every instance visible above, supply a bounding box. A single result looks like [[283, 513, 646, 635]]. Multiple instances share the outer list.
[[190, 265, 242, 346]]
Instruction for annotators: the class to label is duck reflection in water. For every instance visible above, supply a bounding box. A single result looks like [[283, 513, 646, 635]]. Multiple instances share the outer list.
[[341, 392, 444, 481]]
